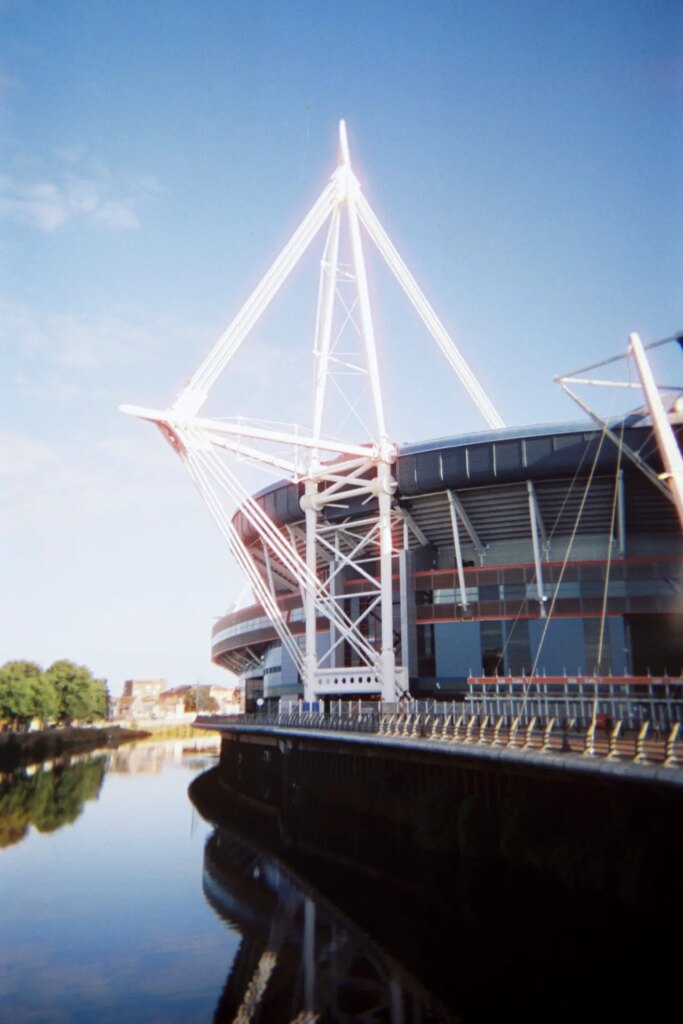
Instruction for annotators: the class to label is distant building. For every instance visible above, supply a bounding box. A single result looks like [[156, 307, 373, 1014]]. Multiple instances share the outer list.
[[122, 678, 165, 699], [113, 678, 166, 720], [160, 683, 242, 715], [111, 678, 242, 721], [158, 689, 186, 719]]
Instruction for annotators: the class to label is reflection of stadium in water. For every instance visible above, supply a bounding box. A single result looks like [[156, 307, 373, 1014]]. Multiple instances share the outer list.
[[191, 741, 681, 1024], [201, 820, 453, 1023]]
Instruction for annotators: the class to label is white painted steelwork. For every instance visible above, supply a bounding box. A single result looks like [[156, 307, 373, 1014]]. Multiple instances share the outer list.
[[123, 122, 504, 701], [628, 332, 683, 530], [556, 330, 683, 530]]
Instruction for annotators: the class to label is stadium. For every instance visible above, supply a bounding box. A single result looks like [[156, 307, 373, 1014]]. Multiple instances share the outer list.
[[211, 417, 683, 706], [123, 123, 683, 707]]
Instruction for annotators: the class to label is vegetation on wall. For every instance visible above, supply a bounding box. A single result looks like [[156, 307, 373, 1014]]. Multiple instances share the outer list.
[[183, 689, 219, 713]]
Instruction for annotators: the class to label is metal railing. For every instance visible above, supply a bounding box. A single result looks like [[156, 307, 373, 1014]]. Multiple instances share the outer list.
[[200, 702, 381, 734], [464, 678, 683, 730], [195, 692, 683, 767]]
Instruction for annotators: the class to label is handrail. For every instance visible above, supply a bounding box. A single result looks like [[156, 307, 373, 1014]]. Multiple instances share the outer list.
[[195, 702, 683, 767]]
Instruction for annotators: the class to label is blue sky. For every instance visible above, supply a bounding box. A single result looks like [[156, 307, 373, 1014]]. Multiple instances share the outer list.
[[1, 1, 681, 694]]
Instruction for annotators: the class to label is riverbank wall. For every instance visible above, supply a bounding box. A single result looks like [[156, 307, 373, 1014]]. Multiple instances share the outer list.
[[0, 725, 149, 773], [206, 724, 681, 914]]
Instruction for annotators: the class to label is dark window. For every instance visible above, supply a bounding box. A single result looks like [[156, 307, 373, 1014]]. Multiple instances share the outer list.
[[481, 620, 504, 676]]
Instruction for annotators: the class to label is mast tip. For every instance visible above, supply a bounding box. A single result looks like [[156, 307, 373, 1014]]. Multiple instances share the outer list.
[[339, 120, 350, 166]]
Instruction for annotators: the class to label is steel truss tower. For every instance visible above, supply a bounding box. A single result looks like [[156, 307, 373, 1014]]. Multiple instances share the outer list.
[[123, 122, 504, 702]]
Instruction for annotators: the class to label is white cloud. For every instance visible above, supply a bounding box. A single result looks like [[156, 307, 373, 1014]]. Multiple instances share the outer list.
[[0, 154, 154, 232], [0, 429, 191, 538], [13, 373, 81, 402], [0, 177, 68, 231], [0, 300, 162, 371], [90, 199, 139, 230]]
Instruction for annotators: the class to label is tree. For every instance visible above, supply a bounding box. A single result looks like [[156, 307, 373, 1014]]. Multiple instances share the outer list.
[[0, 661, 44, 732], [87, 678, 109, 721], [30, 676, 59, 728], [45, 660, 109, 725], [183, 687, 218, 713], [0, 659, 109, 730]]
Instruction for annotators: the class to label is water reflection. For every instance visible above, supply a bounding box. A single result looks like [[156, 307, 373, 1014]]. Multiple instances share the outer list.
[[0, 742, 230, 1024], [0, 756, 106, 849], [202, 823, 453, 1023], [191, 748, 683, 1024], [192, 770, 454, 1023], [0, 738, 219, 851], [109, 737, 219, 774]]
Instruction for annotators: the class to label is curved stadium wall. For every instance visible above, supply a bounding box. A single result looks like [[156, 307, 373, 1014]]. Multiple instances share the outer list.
[[211, 421, 683, 703]]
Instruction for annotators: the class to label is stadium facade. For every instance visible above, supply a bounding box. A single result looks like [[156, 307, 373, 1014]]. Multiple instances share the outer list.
[[212, 419, 683, 705]]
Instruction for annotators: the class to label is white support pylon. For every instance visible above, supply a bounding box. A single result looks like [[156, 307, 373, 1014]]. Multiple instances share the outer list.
[[629, 332, 683, 530], [123, 121, 504, 703], [556, 329, 683, 530]]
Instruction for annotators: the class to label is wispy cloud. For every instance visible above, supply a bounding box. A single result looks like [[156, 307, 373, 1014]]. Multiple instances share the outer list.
[[0, 173, 139, 231], [0, 153, 161, 233], [0, 433, 56, 477], [0, 300, 163, 371], [0, 429, 193, 538]]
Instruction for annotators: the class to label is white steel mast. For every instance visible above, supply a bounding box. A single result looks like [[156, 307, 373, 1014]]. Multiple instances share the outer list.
[[122, 121, 504, 702]]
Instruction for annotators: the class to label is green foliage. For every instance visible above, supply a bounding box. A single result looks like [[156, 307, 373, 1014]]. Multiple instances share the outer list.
[[184, 689, 219, 713], [45, 660, 109, 725], [0, 662, 43, 731], [0, 659, 110, 730], [0, 660, 43, 683], [30, 676, 59, 727]]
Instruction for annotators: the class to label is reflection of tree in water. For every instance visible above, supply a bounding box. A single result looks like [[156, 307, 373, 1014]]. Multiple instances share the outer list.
[[0, 757, 106, 848]]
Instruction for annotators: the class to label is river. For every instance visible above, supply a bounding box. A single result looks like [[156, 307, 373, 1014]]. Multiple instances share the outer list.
[[1, 737, 677, 1023], [0, 739, 454, 1023], [0, 741, 237, 1024]]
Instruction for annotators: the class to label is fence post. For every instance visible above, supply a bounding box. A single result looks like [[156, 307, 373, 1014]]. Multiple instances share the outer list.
[[451, 714, 465, 742], [541, 717, 556, 753], [523, 717, 539, 750], [492, 716, 506, 747], [464, 715, 478, 744], [607, 720, 624, 761], [664, 723, 681, 768], [583, 721, 598, 757], [476, 715, 490, 745], [507, 716, 522, 749], [634, 721, 651, 765]]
